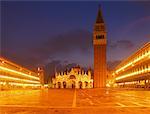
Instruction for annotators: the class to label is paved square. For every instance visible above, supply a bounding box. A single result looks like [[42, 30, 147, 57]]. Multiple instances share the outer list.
[[0, 88, 150, 114]]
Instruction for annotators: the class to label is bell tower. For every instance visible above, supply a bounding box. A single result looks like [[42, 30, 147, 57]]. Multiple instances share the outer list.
[[93, 6, 107, 88]]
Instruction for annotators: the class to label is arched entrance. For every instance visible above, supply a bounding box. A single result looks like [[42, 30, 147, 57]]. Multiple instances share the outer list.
[[58, 82, 61, 88], [90, 82, 93, 88], [69, 75, 76, 88], [54, 84, 56, 88], [63, 81, 67, 88], [85, 81, 88, 88], [79, 81, 82, 89], [71, 81, 76, 88]]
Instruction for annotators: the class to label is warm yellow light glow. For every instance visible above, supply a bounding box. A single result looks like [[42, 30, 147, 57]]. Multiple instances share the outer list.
[[106, 83, 110, 87], [9, 82, 41, 87], [0, 66, 39, 80], [115, 67, 150, 81], [0, 81, 6, 85], [44, 84, 48, 87], [0, 81, 41, 87], [0, 75, 40, 84], [116, 50, 150, 74]]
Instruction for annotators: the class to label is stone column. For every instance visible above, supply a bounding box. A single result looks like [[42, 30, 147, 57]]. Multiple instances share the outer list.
[[61, 82, 63, 88]]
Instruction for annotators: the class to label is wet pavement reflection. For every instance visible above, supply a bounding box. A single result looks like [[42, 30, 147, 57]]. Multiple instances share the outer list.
[[0, 88, 150, 114]]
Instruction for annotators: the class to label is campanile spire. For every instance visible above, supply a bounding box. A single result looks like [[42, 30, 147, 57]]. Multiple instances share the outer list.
[[96, 5, 104, 23]]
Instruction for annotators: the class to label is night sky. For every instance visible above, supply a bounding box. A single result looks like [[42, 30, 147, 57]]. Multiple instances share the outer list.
[[1, 1, 150, 80]]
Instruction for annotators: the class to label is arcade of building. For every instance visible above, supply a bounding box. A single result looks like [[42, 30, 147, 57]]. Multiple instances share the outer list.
[[110, 42, 150, 88], [0, 57, 44, 90]]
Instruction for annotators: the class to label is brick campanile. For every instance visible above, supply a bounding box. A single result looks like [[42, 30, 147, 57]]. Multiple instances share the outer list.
[[93, 6, 107, 88]]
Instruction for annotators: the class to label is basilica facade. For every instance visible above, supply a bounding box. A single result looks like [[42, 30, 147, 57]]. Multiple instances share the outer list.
[[52, 66, 93, 89]]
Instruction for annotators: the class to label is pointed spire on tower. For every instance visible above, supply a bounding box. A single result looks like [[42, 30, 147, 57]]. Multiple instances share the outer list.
[[96, 4, 104, 23]]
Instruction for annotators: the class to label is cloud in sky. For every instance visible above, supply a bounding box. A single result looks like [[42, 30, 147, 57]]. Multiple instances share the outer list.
[[29, 29, 93, 65], [107, 39, 135, 62], [2, 29, 93, 68], [107, 60, 121, 70], [2, 28, 135, 69], [33, 29, 92, 55], [126, 16, 150, 30], [108, 40, 134, 50], [120, 16, 150, 39]]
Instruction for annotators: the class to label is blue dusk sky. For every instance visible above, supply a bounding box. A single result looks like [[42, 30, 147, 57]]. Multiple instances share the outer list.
[[1, 1, 150, 70]]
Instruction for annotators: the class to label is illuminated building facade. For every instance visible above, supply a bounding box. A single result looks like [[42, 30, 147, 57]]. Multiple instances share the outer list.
[[112, 42, 150, 88], [52, 66, 93, 89], [93, 6, 107, 88], [0, 57, 42, 90]]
